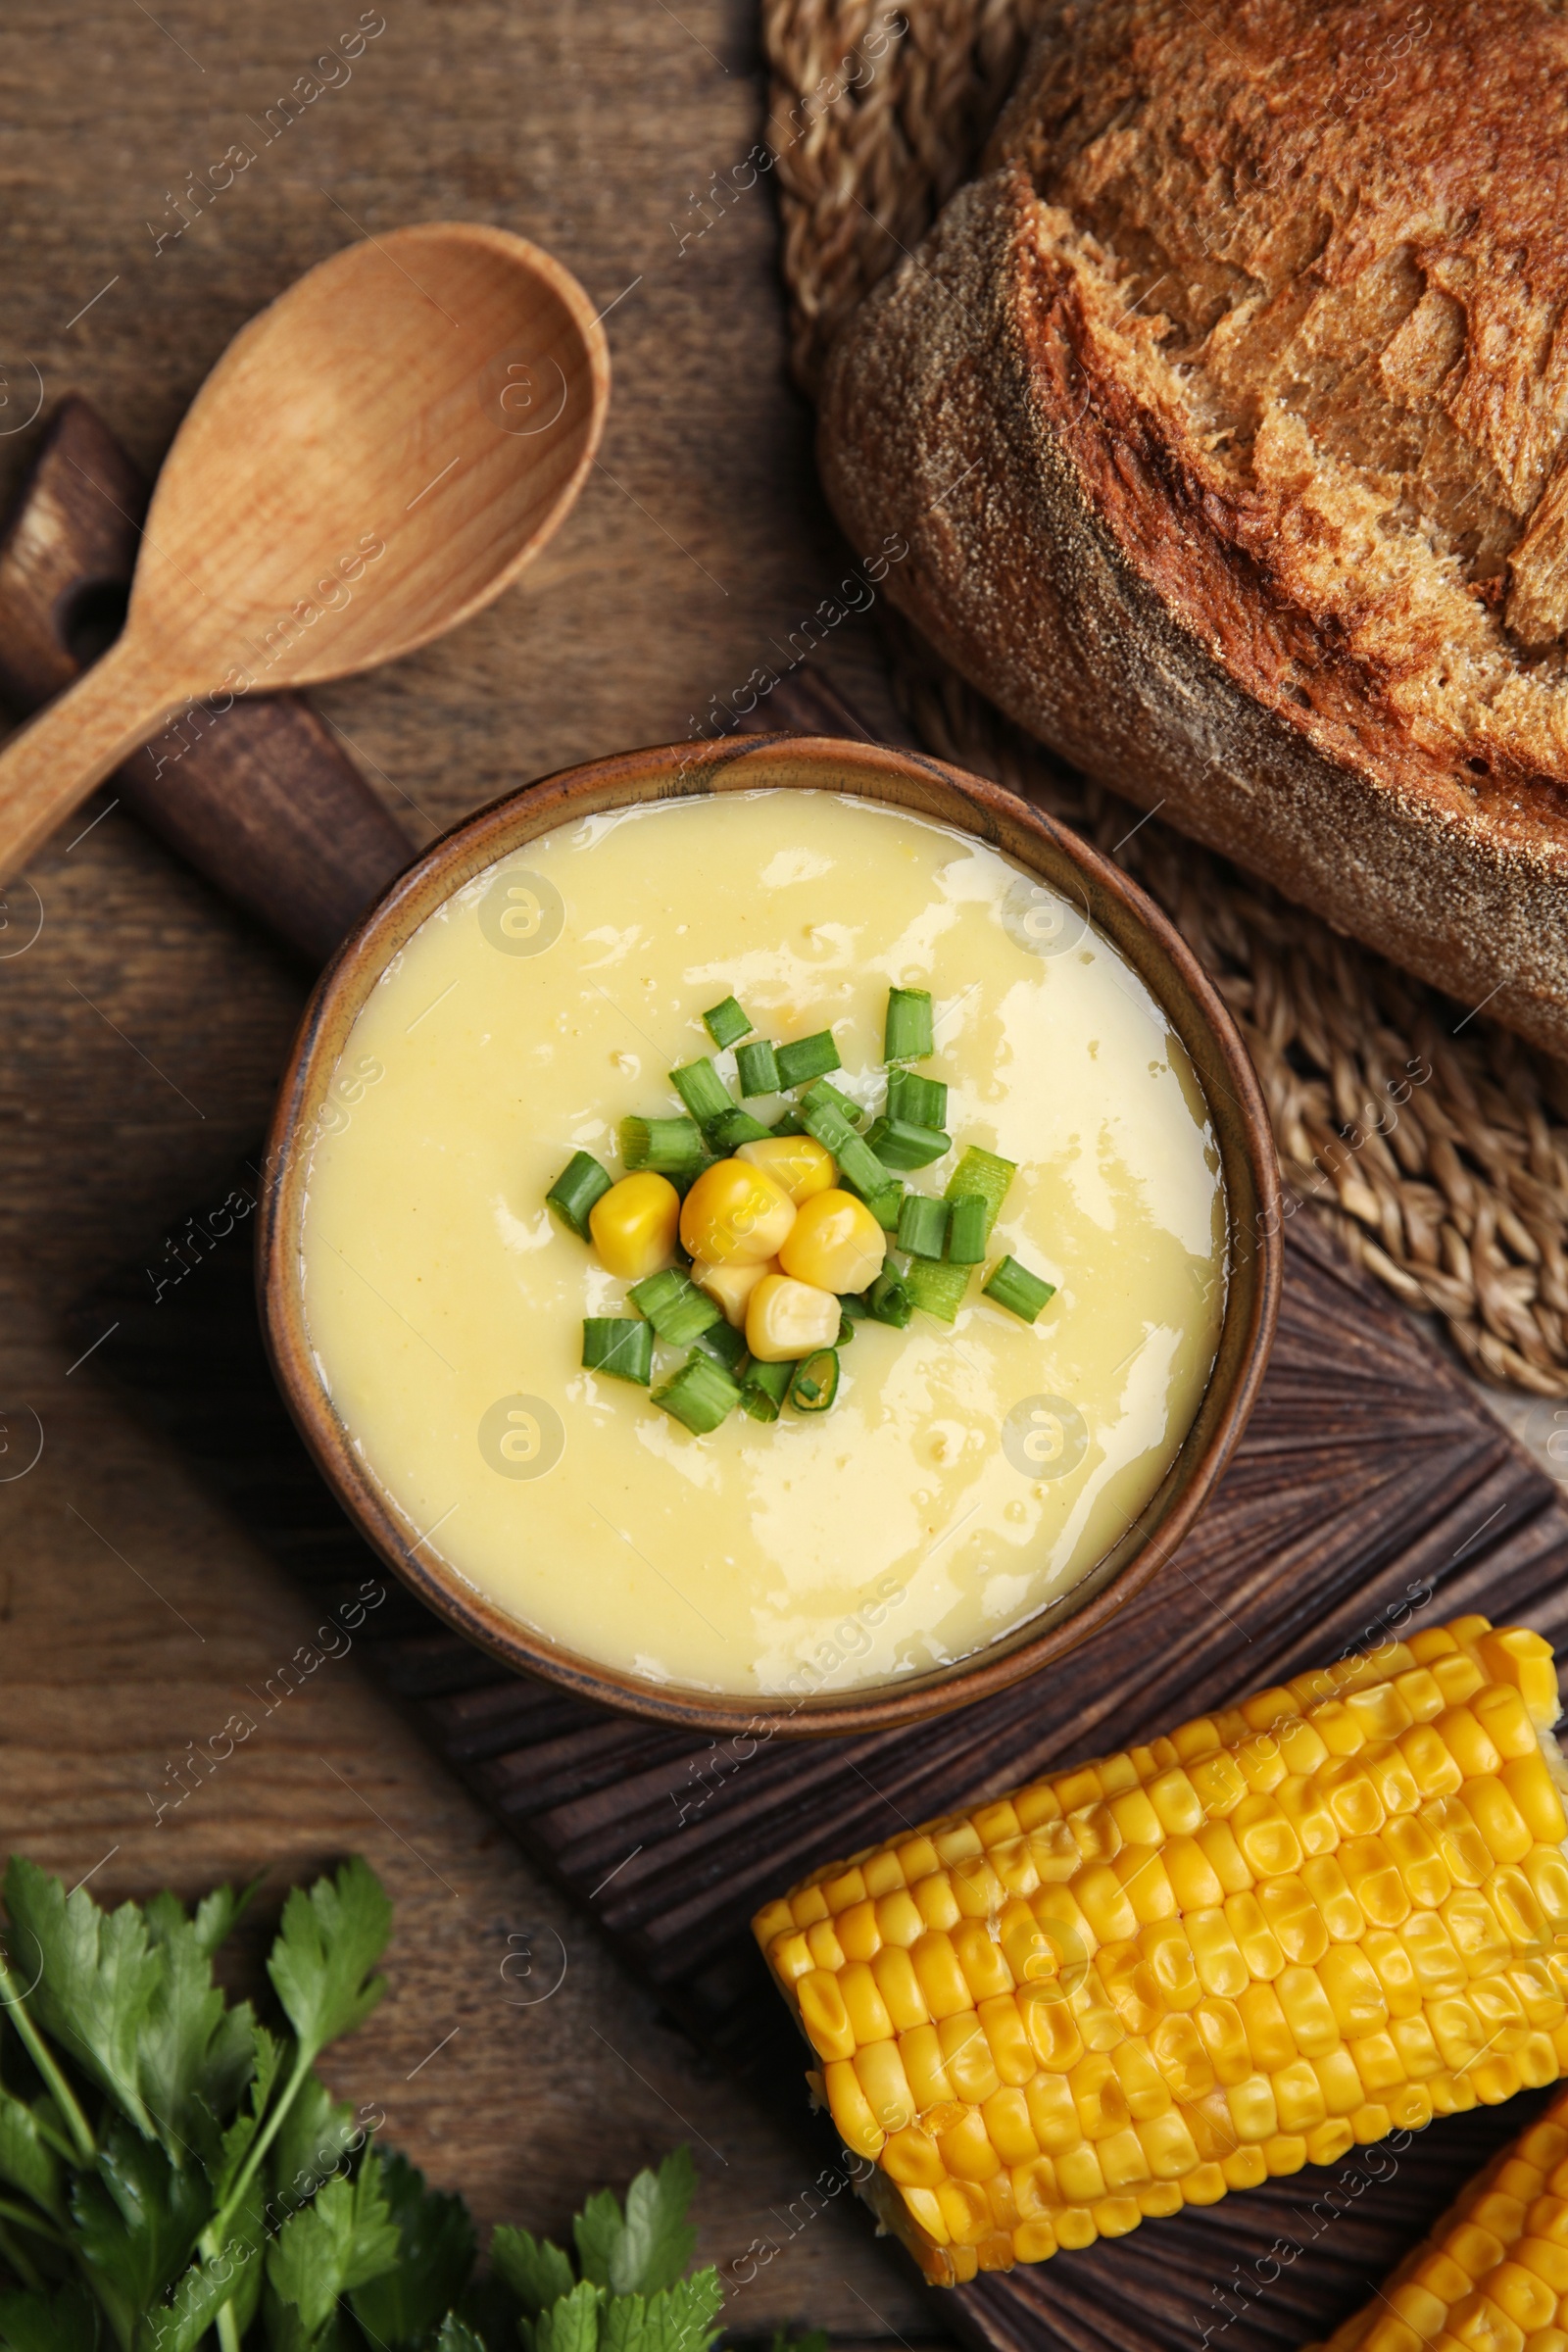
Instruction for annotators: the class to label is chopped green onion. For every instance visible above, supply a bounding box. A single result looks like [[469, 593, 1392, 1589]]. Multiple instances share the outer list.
[[863, 1115, 951, 1171], [839, 1293, 869, 1321], [735, 1039, 780, 1097], [546, 1151, 612, 1239], [898, 1194, 951, 1259], [947, 1193, 989, 1264], [944, 1146, 1016, 1241], [739, 1357, 794, 1422], [864, 1266, 912, 1328], [798, 1085, 898, 1207], [884, 987, 934, 1062], [653, 1352, 743, 1434], [581, 1317, 654, 1385], [804, 1077, 862, 1127], [774, 1030, 842, 1088], [886, 1067, 948, 1128], [836, 1312, 857, 1347], [629, 1266, 721, 1346], [695, 1318, 750, 1372], [863, 1181, 905, 1231], [770, 1109, 806, 1136], [703, 996, 752, 1050], [983, 1254, 1056, 1323], [789, 1348, 840, 1413], [669, 1056, 735, 1127], [708, 1106, 771, 1150], [904, 1258, 972, 1324], [620, 1115, 706, 1174]]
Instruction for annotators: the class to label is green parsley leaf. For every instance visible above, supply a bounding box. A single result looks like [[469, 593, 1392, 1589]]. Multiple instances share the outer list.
[[266, 2152, 400, 2341], [436, 2322, 491, 2352], [599, 2273, 722, 2352], [349, 2149, 475, 2347], [70, 2118, 211, 2315], [268, 2074, 360, 2220], [212, 2022, 282, 2206], [533, 2278, 603, 2352], [0, 2279, 98, 2351], [4, 1856, 161, 2137], [266, 1856, 391, 2066], [490, 2222, 576, 2319], [138, 1891, 257, 2171], [0, 2091, 62, 2222], [575, 2147, 697, 2298]]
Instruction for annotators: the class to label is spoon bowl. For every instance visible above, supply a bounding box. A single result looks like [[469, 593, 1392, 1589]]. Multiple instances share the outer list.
[[0, 221, 609, 875]]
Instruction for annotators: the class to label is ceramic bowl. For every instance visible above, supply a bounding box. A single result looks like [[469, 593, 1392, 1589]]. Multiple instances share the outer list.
[[259, 733, 1282, 1736]]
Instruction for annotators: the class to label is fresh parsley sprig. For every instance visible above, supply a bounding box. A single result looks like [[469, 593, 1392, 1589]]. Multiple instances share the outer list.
[[0, 1856, 751, 2352]]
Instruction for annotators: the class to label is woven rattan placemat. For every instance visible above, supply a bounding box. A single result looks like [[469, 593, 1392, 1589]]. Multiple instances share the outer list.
[[758, 0, 1568, 1402]]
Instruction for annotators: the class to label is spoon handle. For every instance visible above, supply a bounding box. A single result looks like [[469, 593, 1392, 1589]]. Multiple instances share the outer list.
[[0, 635, 185, 880]]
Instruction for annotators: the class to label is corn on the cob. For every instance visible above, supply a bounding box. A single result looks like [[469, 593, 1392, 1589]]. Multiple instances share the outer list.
[[752, 1617, 1568, 2286], [1307, 2080, 1568, 2352]]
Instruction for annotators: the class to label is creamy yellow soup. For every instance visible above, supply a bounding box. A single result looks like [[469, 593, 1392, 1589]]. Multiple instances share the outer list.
[[300, 790, 1226, 1697]]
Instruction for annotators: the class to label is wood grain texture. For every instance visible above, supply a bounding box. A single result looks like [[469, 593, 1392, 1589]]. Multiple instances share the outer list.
[[72, 1138, 1568, 2352]]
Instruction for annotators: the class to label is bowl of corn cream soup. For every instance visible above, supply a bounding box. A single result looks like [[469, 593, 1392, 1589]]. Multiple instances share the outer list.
[[261, 736, 1280, 1734]]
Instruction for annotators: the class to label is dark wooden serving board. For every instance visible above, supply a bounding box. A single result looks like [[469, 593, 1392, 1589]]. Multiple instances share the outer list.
[[74, 1170, 1568, 2352]]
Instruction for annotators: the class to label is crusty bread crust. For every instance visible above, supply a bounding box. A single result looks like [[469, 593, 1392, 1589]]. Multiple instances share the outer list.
[[818, 0, 1568, 1054]]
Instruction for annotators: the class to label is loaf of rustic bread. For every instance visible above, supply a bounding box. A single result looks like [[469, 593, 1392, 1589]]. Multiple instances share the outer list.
[[819, 0, 1568, 1055]]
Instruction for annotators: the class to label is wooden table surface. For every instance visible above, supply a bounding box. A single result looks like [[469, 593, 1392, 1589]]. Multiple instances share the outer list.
[[0, 2, 930, 2337]]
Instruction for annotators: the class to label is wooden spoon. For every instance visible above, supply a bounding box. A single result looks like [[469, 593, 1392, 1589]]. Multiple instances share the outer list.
[[0, 221, 609, 880]]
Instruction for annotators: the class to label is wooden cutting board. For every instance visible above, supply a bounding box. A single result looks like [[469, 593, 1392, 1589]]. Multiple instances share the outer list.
[[75, 1158, 1568, 2352]]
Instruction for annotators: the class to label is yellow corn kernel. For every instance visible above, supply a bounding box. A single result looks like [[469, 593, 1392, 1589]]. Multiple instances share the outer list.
[[1187, 1749, 1249, 1817], [1308, 1698, 1368, 1756], [1258, 1875, 1329, 1963], [1195, 1821, 1253, 1893], [1272, 2058, 1327, 2132], [733, 1133, 835, 1203], [951, 1854, 1006, 1919], [767, 1930, 812, 1985], [1141, 1920, 1202, 2009], [1473, 1684, 1541, 1761], [1301, 1854, 1367, 1941], [744, 1271, 841, 1361], [835, 1897, 880, 1961], [856, 2039, 916, 2132], [938, 2011, 1001, 2104], [1146, 1767, 1205, 1836], [806, 1918, 845, 1970], [1313, 2047, 1365, 2116], [913, 1870, 960, 1932], [897, 2023, 954, 2111], [777, 1186, 886, 1293], [1479, 1628, 1560, 1725], [754, 1897, 795, 1947], [881, 2124, 945, 2186], [1432, 1650, 1487, 1706], [1186, 1908, 1250, 1998], [680, 1155, 795, 1264], [1237, 1983, 1297, 2072], [1398, 1719, 1466, 1799], [977, 1995, 1035, 2088], [1067, 1802, 1121, 1864], [840, 1960, 894, 2044], [1393, 1665, 1447, 1722], [1348, 1682, 1414, 1742], [1316, 1755, 1387, 1838], [1489, 1864, 1548, 1951], [1149, 2012, 1215, 2101], [897, 1835, 940, 1881], [689, 1252, 777, 1329], [1109, 2035, 1171, 2120], [1501, 1750, 1568, 1843], [1320, 1945, 1389, 2038], [1230, 1794, 1304, 1880], [1195, 2000, 1251, 2087], [1011, 2218, 1058, 2263], [938, 2105, 1003, 2181], [1349, 2030, 1406, 2096], [1276, 1774, 1341, 1856], [1426, 1794, 1494, 1886], [1223, 1891, 1285, 1981], [1399, 1911, 1466, 1995], [910, 1930, 973, 2020], [824, 2058, 885, 2158], [863, 1850, 906, 1898], [1339, 1835, 1412, 1930], [951, 1920, 1011, 2001], [1461, 1778, 1536, 1866], [1277, 1963, 1340, 2056], [1363, 1930, 1424, 2020], [1436, 1702, 1505, 1782], [1162, 1836, 1227, 1910], [1382, 1811, 1451, 1908], [797, 1967, 855, 2059], [1020, 1984, 1084, 2073], [1015, 1782, 1062, 1829], [588, 1171, 680, 1279], [870, 1944, 929, 2031], [874, 1888, 924, 1948]]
